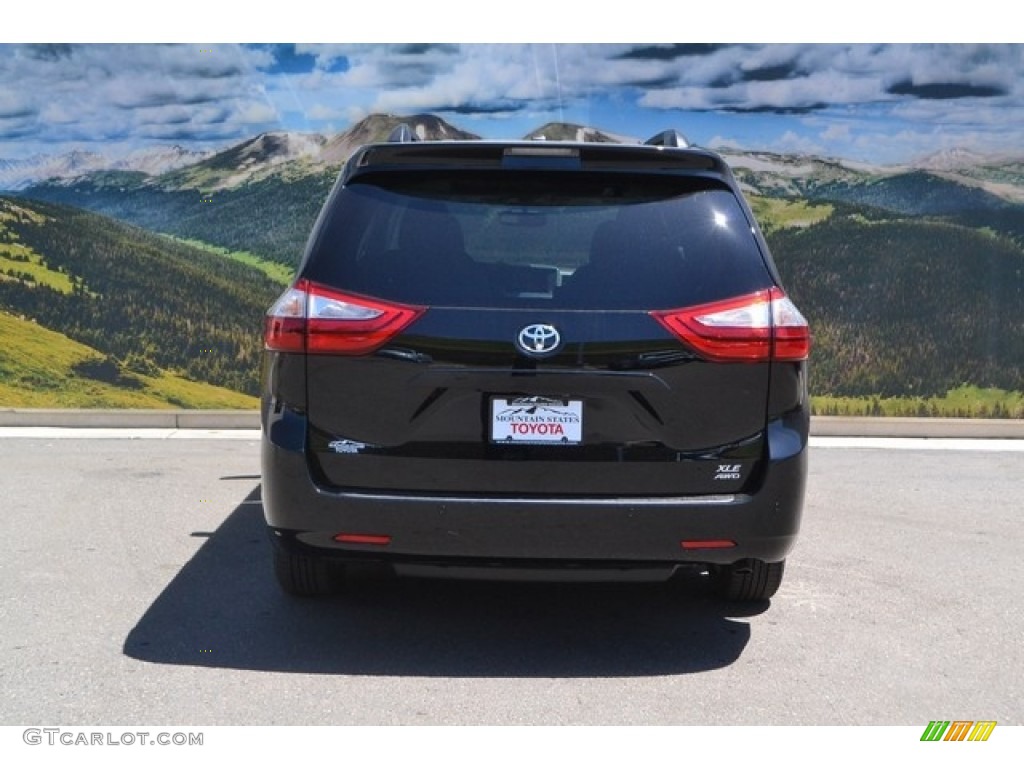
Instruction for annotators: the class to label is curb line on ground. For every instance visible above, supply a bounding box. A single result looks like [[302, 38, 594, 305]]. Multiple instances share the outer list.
[[1, 409, 1022, 438]]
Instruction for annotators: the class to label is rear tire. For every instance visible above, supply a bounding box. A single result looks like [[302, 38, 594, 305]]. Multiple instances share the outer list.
[[273, 543, 345, 597], [717, 558, 785, 601]]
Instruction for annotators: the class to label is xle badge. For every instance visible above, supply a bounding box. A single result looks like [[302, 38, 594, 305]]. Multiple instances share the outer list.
[[714, 464, 742, 480]]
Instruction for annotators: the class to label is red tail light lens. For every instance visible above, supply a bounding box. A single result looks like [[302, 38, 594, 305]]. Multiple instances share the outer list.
[[651, 287, 809, 363], [264, 279, 425, 355], [769, 290, 812, 362], [263, 285, 307, 353]]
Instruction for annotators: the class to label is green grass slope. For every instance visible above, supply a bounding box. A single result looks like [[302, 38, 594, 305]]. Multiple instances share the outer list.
[[19, 170, 335, 266], [0, 311, 256, 408], [0, 196, 283, 398]]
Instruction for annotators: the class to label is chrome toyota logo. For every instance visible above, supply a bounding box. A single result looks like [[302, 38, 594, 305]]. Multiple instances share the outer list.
[[516, 324, 562, 357]]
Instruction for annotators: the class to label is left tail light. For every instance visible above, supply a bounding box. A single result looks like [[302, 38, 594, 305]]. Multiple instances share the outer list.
[[264, 279, 426, 355]]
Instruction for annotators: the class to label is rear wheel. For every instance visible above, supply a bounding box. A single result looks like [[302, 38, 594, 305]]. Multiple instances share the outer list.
[[717, 559, 785, 601], [272, 543, 346, 597]]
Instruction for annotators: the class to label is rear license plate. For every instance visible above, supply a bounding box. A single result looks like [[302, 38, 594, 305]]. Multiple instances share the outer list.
[[490, 396, 582, 445]]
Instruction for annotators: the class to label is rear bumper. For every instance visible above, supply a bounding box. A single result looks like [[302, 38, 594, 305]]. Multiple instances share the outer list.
[[261, 405, 807, 570]]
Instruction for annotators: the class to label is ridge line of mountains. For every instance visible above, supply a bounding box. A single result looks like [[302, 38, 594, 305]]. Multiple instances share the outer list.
[[5, 112, 1024, 203]]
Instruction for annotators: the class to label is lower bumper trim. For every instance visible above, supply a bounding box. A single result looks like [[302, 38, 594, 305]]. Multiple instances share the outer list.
[[330, 490, 739, 506]]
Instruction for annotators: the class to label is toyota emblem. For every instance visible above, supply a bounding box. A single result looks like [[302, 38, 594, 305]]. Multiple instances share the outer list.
[[516, 324, 562, 357]]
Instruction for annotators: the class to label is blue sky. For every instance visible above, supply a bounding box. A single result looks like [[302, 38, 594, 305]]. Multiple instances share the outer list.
[[2, 41, 1022, 165]]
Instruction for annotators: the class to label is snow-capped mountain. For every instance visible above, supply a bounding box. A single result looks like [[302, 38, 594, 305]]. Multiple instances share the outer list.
[[110, 145, 214, 176], [320, 113, 478, 165], [523, 122, 624, 143], [0, 145, 213, 190], [10, 115, 1024, 208], [208, 131, 326, 169], [157, 131, 329, 190], [0, 150, 108, 190], [916, 147, 995, 171]]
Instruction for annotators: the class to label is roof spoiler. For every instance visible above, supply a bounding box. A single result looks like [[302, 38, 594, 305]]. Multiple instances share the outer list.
[[644, 129, 690, 148], [386, 124, 421, 143]]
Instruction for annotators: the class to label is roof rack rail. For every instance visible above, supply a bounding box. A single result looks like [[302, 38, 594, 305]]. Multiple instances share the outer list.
[[387, 124, 421, 143], [644, 129, 690, 148]]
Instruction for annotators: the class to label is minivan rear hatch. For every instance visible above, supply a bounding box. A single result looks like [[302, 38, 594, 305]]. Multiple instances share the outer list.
[[299, 169, 779, 496]]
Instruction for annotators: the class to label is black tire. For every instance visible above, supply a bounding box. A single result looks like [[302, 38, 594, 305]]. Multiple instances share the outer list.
[[272, 544, 345, 597], [717, 559, 785, 601]]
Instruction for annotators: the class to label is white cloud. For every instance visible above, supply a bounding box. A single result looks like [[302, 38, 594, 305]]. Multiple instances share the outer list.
[[707, 135, 745, 150], [0, 87, 35, 118], [2, 43, 1024, 164], [820, 123, 851, 142], [773, 130, 826, 156], [343, 104, 370, 124], [0, 44, 283, 153], [307, 104, 345, 121], [38, 103, 78, 124], [233, 101, 278, 124]]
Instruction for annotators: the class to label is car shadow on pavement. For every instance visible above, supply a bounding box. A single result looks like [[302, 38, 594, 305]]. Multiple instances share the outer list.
[[124, 486, 763, 677]]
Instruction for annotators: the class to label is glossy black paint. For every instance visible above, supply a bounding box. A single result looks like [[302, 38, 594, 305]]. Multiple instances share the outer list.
[[305, 308, 772, 496], [260, 137, 809, 580], [262, 399, 805, 566]]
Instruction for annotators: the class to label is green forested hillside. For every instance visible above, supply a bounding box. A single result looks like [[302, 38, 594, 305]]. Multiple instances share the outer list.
[[767, 211, 1024, 397], [0, 311, 257, 408], [810, 171, 1015, 217], [0, 197, 282, 397], [7, 173, 1024, 409], [22, 170, 336, 266]]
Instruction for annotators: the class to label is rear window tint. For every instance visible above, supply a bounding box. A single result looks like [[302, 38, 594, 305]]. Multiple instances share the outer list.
[[303, 171, 773, 309]]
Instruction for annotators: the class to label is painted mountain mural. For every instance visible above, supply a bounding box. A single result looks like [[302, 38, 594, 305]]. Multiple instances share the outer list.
[[2, 76, 1023, 413]]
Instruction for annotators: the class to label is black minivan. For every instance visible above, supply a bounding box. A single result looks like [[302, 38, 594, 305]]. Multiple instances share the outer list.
[[261, 128, 810, 601]]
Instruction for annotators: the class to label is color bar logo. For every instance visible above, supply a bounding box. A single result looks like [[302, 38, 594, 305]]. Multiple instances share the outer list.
[[920, 721, 997, 742]]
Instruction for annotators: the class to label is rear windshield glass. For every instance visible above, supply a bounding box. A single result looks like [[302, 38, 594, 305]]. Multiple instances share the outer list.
[[303, 171, 772, 309]]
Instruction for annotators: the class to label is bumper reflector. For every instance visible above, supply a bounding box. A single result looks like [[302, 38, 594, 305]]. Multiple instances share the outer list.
[[681, 540, 736, 550], [334, 533, 392, 546]]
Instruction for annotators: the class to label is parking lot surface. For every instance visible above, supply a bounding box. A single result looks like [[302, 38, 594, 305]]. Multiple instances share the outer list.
[[1, 436, 1021, 725]]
